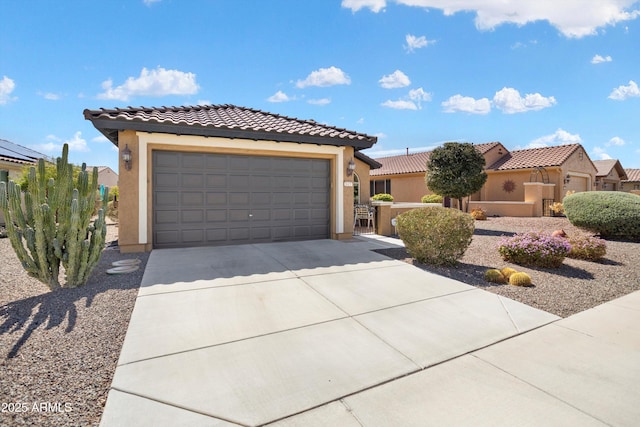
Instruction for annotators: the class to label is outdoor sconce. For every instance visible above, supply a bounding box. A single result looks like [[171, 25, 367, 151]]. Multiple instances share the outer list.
[[346, 158, 356, 176], [564, 174, 571, 185], [122, 144, 132, 171]]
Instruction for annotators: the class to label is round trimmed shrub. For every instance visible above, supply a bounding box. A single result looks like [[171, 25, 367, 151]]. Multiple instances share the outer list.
[[470, 208, 487, 220], [498, 231, 571, 268], [421, 194, 443, 204], [563, 191, 640, 240], [509, 272, 532, 287], [372, 193, 394, 202], [396, 207, 475, 266]]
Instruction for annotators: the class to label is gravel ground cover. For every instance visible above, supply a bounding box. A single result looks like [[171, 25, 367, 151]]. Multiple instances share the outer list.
[[0, 220, 148, 427], [376, 216, 640, 318]]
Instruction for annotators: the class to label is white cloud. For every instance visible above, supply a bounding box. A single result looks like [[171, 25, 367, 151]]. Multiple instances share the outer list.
[[38, 91, 61, 100], [607, 136, 625, 146], [34, 132, 89, 154], [196, 99, 211, 105], [530, 128, 582, 147], [382, 87, 432, 110], [608, 80, 640, 100], [267, 90, 293, 103], [493, 87, 556, 114], [97, 67, 199, 101], [143, 0, 161, 5], [308, 98, 331, 106], [347, 1, 640, 38], [341, 0, 385, 13], [591, 54, 612, 64], [379, 70, 411, 88], [441, 94, 491, 114], [404, 34, 435, 52], [91, 135, 110, 143], [592, 146, 613, 160], [0, 76, 17, 105], [295, 66, 351, 88], [381, 99, 418, 110]]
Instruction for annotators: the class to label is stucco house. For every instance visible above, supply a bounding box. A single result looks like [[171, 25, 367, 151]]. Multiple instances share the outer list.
[[84, 104, 378, 252], [621, 168, 640, 193], [593, 159, 627, 191], [0, 138, 46, 181], [370, 142, 597, 217], [93, 166, 119, 188]]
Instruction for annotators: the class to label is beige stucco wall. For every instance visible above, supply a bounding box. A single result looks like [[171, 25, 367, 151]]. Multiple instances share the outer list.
[[97, 167, 119, 188], [116, 131, 361, 252], [621, 181, 640, 192], [371, 173, 431, 202], [0, 161, 28, 181], [353, 158, 372, 204]]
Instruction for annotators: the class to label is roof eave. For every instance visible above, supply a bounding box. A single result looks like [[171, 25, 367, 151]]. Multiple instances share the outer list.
[[85, 118, 376, 150]]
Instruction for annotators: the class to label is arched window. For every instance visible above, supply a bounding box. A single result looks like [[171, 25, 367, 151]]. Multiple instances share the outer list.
[[353, 172, 360, 204]]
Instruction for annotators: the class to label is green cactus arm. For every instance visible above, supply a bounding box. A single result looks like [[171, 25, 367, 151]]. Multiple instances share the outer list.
[[63, 197, 81, 287]]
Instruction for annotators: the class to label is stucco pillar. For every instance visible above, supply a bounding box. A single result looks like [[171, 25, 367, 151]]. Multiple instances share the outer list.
[[373, 202, 393, 236], [117, 130, 144, 253], [524, 182, 555, 217]]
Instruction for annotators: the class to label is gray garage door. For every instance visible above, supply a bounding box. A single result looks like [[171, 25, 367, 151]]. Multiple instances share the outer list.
[[153, 151, 330, 248]]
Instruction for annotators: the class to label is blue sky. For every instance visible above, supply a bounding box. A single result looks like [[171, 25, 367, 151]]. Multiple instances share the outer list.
[[1, 0, 639, 172]]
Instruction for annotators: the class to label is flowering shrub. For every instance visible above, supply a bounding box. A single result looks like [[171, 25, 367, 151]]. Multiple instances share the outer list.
[[550, 202, 564, 215], [567, 235, 607, 261], [498, 231, 571, 268], [421, 194, 443, 204], [372, 193, 394, 202]]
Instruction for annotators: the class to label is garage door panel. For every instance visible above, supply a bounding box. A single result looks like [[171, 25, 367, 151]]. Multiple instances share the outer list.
[[206, 174, 227, 187], [153, 151, 329, 248], [181, 174, 204, 188], [182, 192, 204, 206]]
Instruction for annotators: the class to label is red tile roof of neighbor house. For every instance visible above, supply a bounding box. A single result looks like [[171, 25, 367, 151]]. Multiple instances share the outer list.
[[592, 159, 628, 180], [83, 104, 377, 149], [623, 168, 640, 182], [487, 144, 585, 170], [370, 142, 503, 176]]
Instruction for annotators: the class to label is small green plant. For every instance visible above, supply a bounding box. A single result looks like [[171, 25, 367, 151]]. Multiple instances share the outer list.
[[498, 231, 571, 268], [484, 269, 506, 283], [421, 194, 443, 204], [509, 272, 532, 286], [372, 193, 393, 202], [470, 207, 487, 220], [108, 185, 119, 202], [567, 235, 607, 261], [396, 206, 474, 266], [500, 267, 517, 279], [564, 191, 640, 240]]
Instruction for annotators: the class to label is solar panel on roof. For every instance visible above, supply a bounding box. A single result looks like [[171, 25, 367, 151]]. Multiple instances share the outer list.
[[0, 139, 45, 162]]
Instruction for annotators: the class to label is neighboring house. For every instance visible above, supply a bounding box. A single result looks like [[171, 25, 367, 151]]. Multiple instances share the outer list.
[[0, 138, 46, 181], [371, 143, 597, 216], [91, 166, 119, 188], [621, 168, 640, 192], [369, 142, 509, 202], [84, 104, 377, 252], [593, 159, 627, 191]]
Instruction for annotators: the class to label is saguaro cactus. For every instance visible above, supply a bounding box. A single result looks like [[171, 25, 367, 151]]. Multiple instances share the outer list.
[[0, 144, 108, 290]]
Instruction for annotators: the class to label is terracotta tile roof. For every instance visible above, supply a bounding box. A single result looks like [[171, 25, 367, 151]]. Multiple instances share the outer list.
[[488, 144, 582, 170], [370, 142, 502, 176], [84, 104, 377, 149], [623, 168, 640, 182], [370, 151, 431, 176]]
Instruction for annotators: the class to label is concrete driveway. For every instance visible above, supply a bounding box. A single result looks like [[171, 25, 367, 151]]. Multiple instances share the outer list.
[[100, 237, 640, 427]]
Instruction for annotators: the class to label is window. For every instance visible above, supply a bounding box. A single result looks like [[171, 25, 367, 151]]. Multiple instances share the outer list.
[[370, 179, 391, 195], [0, 170, 8, 183], [353, 173, 360, 204]]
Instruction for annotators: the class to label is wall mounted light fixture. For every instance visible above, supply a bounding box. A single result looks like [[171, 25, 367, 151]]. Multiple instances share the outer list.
[[122, 144, 132, 171], [564, 174, 571, 185], [346, 158, 356, 176]]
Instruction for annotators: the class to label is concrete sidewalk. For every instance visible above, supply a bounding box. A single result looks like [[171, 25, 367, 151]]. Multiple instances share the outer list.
[[100, 237, 640, 427]]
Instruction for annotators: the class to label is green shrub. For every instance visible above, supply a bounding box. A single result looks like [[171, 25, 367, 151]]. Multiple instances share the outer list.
[[372, 193, 393, 202], [109, 185, 119, 202], [564, 191, 640, 240], [396, 206, 474, 266], [421, 194, 443, 204], [498, 231, 571, 268], [567, 235, 607, 261]]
